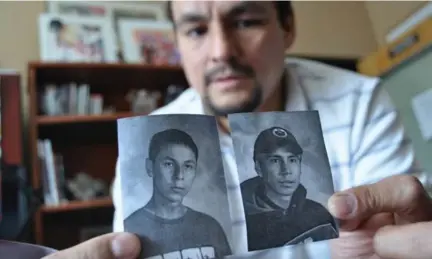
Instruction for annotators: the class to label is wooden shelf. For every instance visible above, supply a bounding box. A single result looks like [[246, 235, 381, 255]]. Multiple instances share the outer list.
[[28, 61, 182, 71], [28, 61, 188, 248], [37, 112, 144, 125], [41, 197, 113, 213]]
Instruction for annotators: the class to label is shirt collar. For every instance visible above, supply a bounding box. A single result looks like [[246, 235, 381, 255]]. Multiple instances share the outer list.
[[284, 63, 310, 112], [255, 183, 307, 212]]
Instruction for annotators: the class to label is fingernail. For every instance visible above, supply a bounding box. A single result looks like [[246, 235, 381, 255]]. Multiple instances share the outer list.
[[111, 233, 139, 259], [328, 193, 357, 219]]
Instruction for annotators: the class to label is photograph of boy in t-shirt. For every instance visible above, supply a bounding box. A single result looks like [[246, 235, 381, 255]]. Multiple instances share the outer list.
[[121, 123, 232, 259]]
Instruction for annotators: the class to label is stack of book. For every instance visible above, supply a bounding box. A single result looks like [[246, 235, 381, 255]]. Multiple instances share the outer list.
[[36, 139, 67, 206], [40, 83, 104, 116]]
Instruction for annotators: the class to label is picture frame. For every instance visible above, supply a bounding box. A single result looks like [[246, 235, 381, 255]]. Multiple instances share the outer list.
[[46, 1, 166, 25], [45, 1, 109, 17], [45, 1, 167, 61], [110, 2, 166, 22], [117, 19, 180, 65], [38, 13, 118, 62]]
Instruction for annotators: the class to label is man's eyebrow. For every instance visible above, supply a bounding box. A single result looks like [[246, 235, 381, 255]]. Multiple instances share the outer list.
[[161, 155, 174, 160], [174, 2, 267, 28], [185, 160, 196, 164], [265, 154, 281, 158], [175, 13, 208, 28], [226, 1, 268, 17]]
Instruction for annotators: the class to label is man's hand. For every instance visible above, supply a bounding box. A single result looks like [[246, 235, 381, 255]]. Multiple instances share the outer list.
[[42, 232, 140, 259], [328, 175, 432, 259]]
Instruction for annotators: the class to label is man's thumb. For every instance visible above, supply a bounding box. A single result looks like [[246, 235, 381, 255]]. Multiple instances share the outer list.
[[43, 232, 141, 259], [328, 175, 432, 230]]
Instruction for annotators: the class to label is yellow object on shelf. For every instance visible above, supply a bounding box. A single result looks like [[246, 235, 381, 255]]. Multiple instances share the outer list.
[[357, 18, 432, 77]]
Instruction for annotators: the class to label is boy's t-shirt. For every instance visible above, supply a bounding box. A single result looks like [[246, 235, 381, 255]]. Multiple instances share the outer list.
[[124, 206, 231, 259]]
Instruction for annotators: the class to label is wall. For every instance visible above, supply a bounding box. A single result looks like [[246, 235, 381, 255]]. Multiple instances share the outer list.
[[0, 1, 428, 105], [0, 1, 44, 147], [0, 1, 378, 80], [290, 1, 376, 58], [379, 47, 432, 174], [1, 1, 429, 77], [0, 2, 44, 79], [364, 1, 428, 46]]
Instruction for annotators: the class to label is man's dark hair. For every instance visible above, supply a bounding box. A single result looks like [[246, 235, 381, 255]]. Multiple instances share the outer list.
[[165, 1, 293, 31], [148, 129, 199, 161]]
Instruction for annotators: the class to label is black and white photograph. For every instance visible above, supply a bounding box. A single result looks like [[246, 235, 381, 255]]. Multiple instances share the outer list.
[[228, 111, 339, 252], [117, 114, 233, 259]]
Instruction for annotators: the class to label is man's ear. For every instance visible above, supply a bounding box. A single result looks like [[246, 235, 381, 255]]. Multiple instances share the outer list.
[[146, 158, 153, 178], [283, 15, 296, 50], [254, 160, 262, 177]]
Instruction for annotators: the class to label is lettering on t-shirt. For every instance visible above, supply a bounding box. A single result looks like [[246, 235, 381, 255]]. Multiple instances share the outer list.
[[146, 246, 216, 259]]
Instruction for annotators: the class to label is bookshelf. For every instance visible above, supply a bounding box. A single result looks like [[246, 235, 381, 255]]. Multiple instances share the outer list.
[[40, 197, 113, 213], [27, 62, 188, 249], [37, 112, 138, 125]]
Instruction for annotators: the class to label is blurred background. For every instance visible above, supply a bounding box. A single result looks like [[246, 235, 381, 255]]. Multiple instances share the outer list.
[[0, 0, 431, 251]]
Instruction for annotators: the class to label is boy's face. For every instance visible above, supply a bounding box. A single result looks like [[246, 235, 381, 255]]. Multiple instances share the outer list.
[[149, 144, 197, 204], [255, 147, 301, 196]]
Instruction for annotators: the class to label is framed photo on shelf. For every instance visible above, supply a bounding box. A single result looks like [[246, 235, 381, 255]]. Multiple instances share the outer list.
[[46, 1, 165, 27], [110, 2, 166, 22], [110, 3, 165, 37], [118, 19, 180, 65], [45, 1, 109, 17], [45, 1, 166, 62], [38, 14, 118, 62], [46, 1, 165, 18]]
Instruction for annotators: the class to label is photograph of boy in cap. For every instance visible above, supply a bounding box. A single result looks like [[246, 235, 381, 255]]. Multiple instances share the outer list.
[[118, 115, 232, 259], [228, 112, 339, 252]]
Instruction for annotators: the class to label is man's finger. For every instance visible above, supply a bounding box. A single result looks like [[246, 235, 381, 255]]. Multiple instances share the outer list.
[[329, 213, 393, 258], [328, 175, 432, 230], [43, 232, 140, 259], [374, 221, 432, 259]]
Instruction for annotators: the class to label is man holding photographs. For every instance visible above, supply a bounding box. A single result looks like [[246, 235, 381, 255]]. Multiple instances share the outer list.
[[241, 127, 338, 251], [124, 129, 231, 259]]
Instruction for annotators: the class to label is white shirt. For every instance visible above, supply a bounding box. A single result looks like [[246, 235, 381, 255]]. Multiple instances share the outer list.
[[112, 58, 419, 258]]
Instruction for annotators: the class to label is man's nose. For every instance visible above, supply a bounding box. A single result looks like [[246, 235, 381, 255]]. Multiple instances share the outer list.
[[173, 166, 184, 180], [209, 25, 234, 62], [279, 162, 291, 175]]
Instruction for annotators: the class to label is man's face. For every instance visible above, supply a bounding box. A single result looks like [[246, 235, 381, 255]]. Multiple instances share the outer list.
[[171, 1, 294, 116], [255, 147, 301, 196], [149, 144, 197, 204]]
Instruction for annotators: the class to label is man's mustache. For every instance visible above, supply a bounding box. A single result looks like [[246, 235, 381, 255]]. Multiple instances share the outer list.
[[204, 58, 254, 87]]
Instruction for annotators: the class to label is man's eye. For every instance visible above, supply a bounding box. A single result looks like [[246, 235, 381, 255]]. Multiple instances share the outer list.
[[185, 26, 207, 38], [269, 158, 279, 164], [185, 164, 195, 170], [234, 19, 265, 29], [290, 158, 298, 163], [164, 161, 173, 167]]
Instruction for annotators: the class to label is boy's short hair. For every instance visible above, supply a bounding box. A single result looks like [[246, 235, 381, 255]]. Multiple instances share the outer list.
[[148, 129, 198, 161]]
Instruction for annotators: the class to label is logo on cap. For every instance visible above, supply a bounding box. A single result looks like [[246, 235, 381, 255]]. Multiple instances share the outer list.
[[272, 127, 288, 138]]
